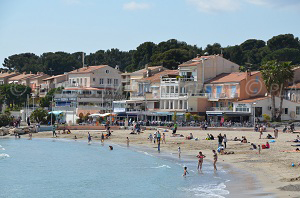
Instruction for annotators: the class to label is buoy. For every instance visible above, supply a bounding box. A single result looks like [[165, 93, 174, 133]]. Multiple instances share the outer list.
[[292, 163, 295, 167]]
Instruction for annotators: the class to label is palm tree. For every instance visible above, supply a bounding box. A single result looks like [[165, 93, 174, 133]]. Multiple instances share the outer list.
[[261, 60, 294, 121]]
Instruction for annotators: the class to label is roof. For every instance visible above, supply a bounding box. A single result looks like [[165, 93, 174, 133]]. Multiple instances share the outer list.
[[130, 66, 164, 75], [30, 73, 49, 80], [9, 73, 37, 81], [236, 96, 270, 103], [179, 55, 214, 67], [0, 72, 18, 78], [43, 74, 67, 81], [140, 70, 179, 83], [205, 71, 260, 84], [69, 65, 107, 74]]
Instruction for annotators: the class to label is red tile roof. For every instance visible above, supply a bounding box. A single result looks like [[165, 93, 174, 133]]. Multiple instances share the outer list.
[[206, 71, 260, 84], [140, 70, 179, 83], [69, 65, 107, 74], [43, 74, 67, 81], [9, 73, 37, 81], [0, 72, 18, 78], [236, 96, 270, 103], [131, 66, 164, 75]]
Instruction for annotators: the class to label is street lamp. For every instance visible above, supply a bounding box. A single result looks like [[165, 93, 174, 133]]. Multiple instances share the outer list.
[[253, 102, 257, 128]]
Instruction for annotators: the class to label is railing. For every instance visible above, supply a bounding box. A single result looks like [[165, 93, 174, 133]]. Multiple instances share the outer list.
[[124, 85, 131, 91], [207, 107, 232, 111], [207, 93, 238, 99], [121, 78, 130, 83], [161, 77, 195, 83], [77, 105, 111, 110]]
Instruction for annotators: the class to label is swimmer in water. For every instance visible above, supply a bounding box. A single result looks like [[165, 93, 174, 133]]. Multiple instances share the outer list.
[[88, 132, 92, 144], [197, 151, 206, 171], [182, 166, 189, 176], [212, 150, 218, 171], [109, 146, 113, 150]]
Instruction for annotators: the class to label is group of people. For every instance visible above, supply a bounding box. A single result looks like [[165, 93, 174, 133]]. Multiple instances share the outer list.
[[148, 131, 166, 144]]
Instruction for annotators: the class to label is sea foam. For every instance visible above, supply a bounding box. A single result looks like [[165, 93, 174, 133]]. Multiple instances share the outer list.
[[151, 165, 171, 169], [0, 153, 10, 159], [179, 183, 229, 198]]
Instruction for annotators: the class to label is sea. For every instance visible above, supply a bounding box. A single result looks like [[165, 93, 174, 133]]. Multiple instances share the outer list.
[[0, 138, 273, 198]]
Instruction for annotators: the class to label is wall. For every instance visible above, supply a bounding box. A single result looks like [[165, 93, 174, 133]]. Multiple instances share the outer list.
[[239, 72, 267, 100]]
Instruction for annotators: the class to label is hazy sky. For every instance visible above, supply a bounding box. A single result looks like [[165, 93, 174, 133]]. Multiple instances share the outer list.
[[1, 0, 300, 66]]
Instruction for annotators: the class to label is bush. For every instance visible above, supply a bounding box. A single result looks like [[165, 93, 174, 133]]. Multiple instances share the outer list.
[[30, 108, 48, 123], [185, 112, 191, 121], [262, 114, 271, 122], [0, 114, 12, 127]]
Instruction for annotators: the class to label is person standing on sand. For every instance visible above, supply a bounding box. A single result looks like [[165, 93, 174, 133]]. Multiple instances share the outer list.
[[212, 150, 218, 171], [126, 137, 130, 147], [274, 127, 279, 139], [162, 133, 166, 144], [223, 134, 227, 148], [157, 131, 161, 144], [259, 126, 263, 139], [101, 133, 104, 143], [217, 133, 223, 147], [178, 146, 181, 158], [52, 125, 56, 137], [258, 145, 261, 154], [197, 151, 206, 171]]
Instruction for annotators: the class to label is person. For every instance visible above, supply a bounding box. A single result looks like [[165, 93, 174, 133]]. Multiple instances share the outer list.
[[157, 131, 161, 144], [274, 127, 279, 139], [283, 125, 287, 133], [212, 150, 218, 171], [265, 142, 270, 149], [258, 145, 261, 154], [109, 145, 113, 150], [259, 127, 263, 139], [241, 136, 247, 143], [267, 134, 274, 139], [223, 134, 228, 148], [210, 134, 214, 140], [250, 143, 257, 150], [29, 132, 32, 140], [206, 133, 211, 140], [173, 123, 177, 134], [148, 133, 153, 142], [182, 166, 189, 176], [153, 132, 157, 144], [162, 133, 166, 144], [186, 133, 193, 140], [178, 146, 181, 158], [52, 125, 57, 137], [27, 116, 30, 126], [74, 135, 77, 139], [88, 132, 92, 144], [126, 137, 130, 147], [101, 133, 105, 143], [197, 151, 206, 171], [218, 133, 223, 147]]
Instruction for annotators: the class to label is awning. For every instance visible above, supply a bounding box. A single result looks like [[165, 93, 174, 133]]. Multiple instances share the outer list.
[[48, 111, 64, 115], [89, 113, 117, 117]]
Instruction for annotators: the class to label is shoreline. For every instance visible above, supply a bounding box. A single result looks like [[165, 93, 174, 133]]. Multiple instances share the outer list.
[[2, 128, 300, 197]]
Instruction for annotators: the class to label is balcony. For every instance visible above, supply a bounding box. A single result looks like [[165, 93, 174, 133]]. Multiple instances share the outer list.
[[161, 77, 195, 84], [207, 93, 238, 100], [122, 78, 130, 83], [124, 85, 131, 91], [207, 107, 232, 111]]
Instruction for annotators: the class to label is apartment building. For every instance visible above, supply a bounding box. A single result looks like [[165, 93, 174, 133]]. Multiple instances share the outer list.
[[159, 55, 240, 116], [205, 71, 267, 122], [40, 73, 68, 96], [54, 65, 123, 120]]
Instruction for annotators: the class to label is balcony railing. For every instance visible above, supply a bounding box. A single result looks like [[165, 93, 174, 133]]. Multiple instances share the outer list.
[[207, 107, 232, 111], [161, 77, 195, 84], [124, 85, 131, 91], [207, 93, 238, 99]]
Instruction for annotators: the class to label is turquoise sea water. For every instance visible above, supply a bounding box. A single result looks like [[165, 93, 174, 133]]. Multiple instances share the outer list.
[[0, 138, 266, 198]]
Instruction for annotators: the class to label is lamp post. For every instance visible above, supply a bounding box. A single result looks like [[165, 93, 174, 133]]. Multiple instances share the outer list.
[[253, 102, 257, 128]]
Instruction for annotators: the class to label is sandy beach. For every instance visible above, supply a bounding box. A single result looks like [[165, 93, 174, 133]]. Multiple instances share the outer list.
[[18, 128, 300, 197]]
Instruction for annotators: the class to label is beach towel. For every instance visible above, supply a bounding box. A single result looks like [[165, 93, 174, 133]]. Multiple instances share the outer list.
[[269, 140, 276, 143], [291, 144, 300, 147]]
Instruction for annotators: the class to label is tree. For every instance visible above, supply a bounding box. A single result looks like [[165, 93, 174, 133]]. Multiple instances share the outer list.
[[30, 108, 48, 123], [267, 34, 300, 51], [172, 111, 177, 123], [0, 84, 31, 108], [262, 48, 300, 65], [261, 60, 294, 121], [0, 114, 12, 127], [185, 112, 191, 122]]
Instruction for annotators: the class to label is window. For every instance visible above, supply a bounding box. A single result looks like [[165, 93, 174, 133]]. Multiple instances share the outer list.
[[285, 108, 288, 114], [93, 78, 95, 82], [106, 70, 109, 74], [255, 76, 259, 82], [80, 78, 82, 84], [255, 107, 262, 117], [99, 78, 104, 84], [296, 107, 300, 115], [107, 79, 112, 84], [114, 79, 118, 85]]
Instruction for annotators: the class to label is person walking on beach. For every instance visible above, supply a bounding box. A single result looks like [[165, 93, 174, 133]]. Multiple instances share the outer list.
[[178, 146, 181, 158], [88, 132, 92, 144], [52, 125, 57, 137], [126, 137, 130, 147], [274, 127, 279, 139], [223, 134, 228, 148], [101, 133, 105, 143], [162, 133, 166, 144], [157, 131, 161, 144], [259, 126, 263, 139], [212, 150, 218, 171], [182, 166, 189, 176], [197, 151, 206, 171]]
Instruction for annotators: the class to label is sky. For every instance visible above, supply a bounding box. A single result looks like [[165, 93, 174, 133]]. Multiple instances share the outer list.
[[0, 0, 300, 66]]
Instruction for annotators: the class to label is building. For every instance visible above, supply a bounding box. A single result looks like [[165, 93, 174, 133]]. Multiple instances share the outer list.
[[0, 72, 19, 85], [53, 65, 123, 123], [28, 72, 50, 95], [40, 73, 68, 96], [8, 72, 37, 86], [205, 71, 267, 122], [158, 55, 240, 117], [233, 96, 300, 122]]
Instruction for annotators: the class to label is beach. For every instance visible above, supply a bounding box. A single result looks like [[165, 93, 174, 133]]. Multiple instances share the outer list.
[[10, 128, 300, 197]]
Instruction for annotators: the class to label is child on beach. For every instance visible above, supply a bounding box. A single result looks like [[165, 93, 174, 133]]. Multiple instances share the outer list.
[[212, 150, 218, 171], [197, 151, 206, 171], [182, 167, 189, 176], [162, 133, 166, 144], [149, 133, 153, 142], [178, 147, 181, 158], [258, 145, 261, 154], [126, 137, 130, 147], [88, 132, 92, 144]]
